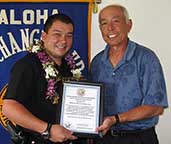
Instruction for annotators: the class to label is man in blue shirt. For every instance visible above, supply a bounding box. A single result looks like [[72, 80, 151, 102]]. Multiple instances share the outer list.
[[89, 4, 168, 144]]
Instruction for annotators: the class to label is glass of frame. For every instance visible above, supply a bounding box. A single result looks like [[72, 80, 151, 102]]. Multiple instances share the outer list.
[[60, 81, 103, 138]]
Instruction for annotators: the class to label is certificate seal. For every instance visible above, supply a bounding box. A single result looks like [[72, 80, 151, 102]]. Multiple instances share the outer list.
[[77, 88, 85, 96]]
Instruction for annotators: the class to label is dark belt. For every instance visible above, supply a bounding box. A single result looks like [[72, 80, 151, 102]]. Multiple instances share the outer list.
[[107, 127, 155, 137]]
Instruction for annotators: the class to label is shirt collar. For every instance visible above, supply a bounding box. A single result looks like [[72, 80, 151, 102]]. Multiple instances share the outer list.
[[101, 39, 137, 64]]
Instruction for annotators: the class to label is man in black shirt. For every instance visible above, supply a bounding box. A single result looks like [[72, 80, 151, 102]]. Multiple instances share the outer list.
[[2, 13, 80, 144]]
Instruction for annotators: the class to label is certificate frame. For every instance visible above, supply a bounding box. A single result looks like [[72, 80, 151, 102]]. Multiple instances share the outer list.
[[60, 81, 103, 138]]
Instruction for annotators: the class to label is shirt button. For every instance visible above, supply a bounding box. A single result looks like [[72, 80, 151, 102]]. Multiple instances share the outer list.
[[112, 72, 115, 76]]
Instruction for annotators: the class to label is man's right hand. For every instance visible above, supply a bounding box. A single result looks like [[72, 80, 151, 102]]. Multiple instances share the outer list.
[[50, 124, 77, 142]]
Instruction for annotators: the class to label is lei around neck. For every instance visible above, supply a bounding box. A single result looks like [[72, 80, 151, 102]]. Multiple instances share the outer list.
[[28, 40, 82, 104]]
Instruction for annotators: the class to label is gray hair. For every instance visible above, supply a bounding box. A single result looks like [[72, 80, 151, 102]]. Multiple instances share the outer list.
[[99, 4, 130, 24]]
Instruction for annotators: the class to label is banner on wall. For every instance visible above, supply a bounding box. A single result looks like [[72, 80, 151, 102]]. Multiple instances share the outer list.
[[0, 1, 92, 143]]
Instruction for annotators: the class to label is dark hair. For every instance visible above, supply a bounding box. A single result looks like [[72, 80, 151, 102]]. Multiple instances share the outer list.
[[43, 13, 74, 33]]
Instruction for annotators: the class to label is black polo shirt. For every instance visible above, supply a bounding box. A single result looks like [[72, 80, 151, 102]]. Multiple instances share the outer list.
[[5, 53, 72, 124]]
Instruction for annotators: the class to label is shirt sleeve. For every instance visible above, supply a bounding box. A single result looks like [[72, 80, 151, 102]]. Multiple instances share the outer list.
[[140, 51, 168, 108], [4, 59, 36, 105]]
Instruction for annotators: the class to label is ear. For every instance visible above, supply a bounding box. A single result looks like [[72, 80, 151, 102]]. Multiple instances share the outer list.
[[99, 23, 104, 35], [127, 19, 133, 33], [41, 31, 47, 41], [99, 24, 102, 31]]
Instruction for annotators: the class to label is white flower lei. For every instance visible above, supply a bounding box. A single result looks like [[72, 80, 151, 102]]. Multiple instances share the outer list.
[[28, 40, 82, 104]]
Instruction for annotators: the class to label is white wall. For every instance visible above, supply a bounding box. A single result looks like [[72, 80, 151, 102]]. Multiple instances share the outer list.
[[91, 0, 171, 143]]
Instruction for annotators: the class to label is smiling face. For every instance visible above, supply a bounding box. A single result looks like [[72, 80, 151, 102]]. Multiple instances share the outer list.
[[41, 20, 73, 65], [99, 5, 132, 48]]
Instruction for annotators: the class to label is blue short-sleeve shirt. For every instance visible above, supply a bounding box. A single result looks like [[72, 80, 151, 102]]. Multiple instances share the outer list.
[[89, 40, 168, 130]]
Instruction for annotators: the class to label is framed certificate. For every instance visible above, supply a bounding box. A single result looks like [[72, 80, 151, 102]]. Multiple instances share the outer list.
[[60, 81, 103, 138]]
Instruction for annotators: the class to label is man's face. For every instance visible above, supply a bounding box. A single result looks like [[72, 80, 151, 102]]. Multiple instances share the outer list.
[[99, 6, 132, 47], [41, 20, 73, 62]]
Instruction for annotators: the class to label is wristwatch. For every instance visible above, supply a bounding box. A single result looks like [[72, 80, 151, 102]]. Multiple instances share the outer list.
[[41, 123, 52, 140], [114, 114, 120, 125]]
